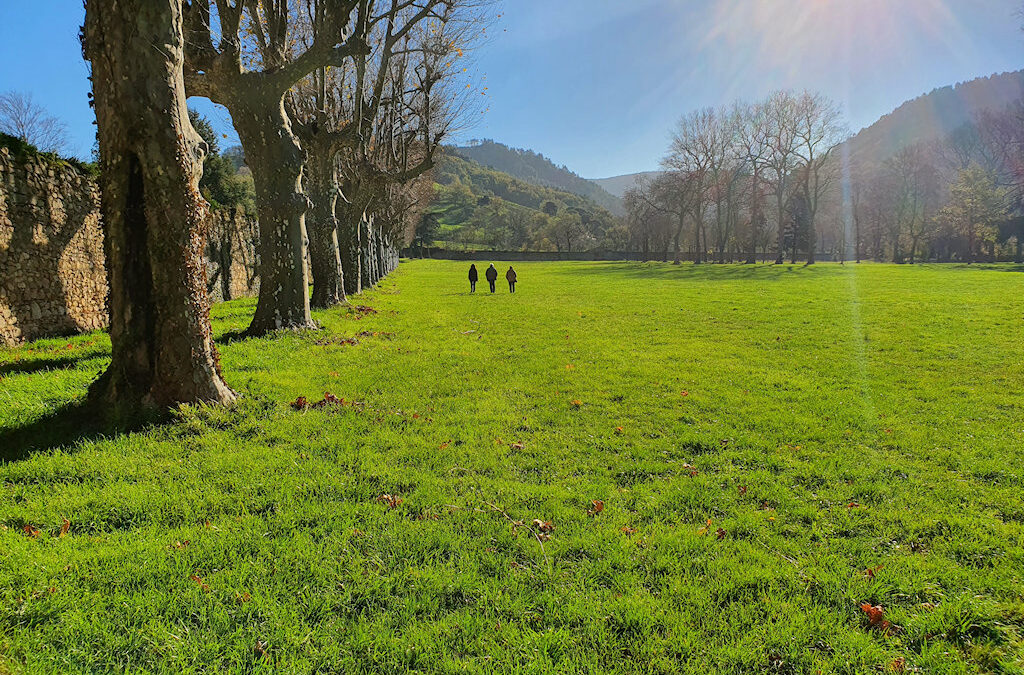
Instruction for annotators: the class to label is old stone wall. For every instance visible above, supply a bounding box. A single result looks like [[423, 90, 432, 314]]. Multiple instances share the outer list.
[[0, 147, 107, 347], [0, 147, 259, 347]]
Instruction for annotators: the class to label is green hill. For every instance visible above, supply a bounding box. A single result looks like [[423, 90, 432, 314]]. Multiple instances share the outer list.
[[421, 151, 620, 251], [848, 70, 1024, 165], [453, 140, 625, 216]]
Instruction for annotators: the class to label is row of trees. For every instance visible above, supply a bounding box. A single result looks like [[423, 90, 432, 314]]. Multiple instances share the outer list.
[[850, 108, 1024, 264], [81, 0, 484, 411], [625, 91, 1023, 265], [626, 91, 846, 266]]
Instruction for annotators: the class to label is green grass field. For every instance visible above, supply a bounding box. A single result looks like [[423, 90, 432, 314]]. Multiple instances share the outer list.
[[1, 261, 1022, 674]]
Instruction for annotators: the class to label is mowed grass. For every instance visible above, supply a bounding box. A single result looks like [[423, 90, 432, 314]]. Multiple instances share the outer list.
[[1, 261, 1023, 674]]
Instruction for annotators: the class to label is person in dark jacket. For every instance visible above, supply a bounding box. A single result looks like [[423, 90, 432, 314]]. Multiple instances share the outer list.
[[468, 264, 478, 293], [506, 266, 517, 293], [485, 264, 498, 293]]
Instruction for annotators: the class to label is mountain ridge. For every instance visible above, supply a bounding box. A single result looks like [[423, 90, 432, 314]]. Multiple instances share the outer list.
[[452, 140, 625, 216]]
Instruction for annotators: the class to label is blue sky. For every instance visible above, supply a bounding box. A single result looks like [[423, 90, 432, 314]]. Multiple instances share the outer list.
[[1, 1, 1021, 178]]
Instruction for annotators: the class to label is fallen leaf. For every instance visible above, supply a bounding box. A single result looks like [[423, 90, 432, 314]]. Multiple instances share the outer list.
[[290, 396, 309, 410], [236, 592, 251, 605], [59, 518, 70, 538], [860, 602, 901, 635], [532, 519, 555, 534], [716, 527, 727, 540], [565, 364, 575, 370], [620, 526, 637, 535], [23, 524, 40, 538], [889, 657, 906, 673], [190, 575, 210, 592], [439, 441, 451, 450], [377, 494, 403, 509], [614, 427, 624, 435], [697, 518, 712, 536], [865, 564, 883, 579], [173, 540, 190, 550], [587, 500, 605, 516], [738, 485, 748, 496], [570, 400, 582, 409], [848, 502, 861, 509], [509, 441, 524, 450]]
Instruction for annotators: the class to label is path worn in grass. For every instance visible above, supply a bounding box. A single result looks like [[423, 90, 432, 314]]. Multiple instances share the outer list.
[[1, 261, 1022, 673]]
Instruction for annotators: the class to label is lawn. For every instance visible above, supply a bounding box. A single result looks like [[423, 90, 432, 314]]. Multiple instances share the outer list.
[[1, 261, 1022, 674]]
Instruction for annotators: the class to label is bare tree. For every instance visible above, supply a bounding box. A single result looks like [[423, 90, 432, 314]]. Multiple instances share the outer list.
[[764, 91, 802, 264], [288, 0, 472, 304], [0, 91, 71, 155], [792, 91, 846, 265], [82, 0, 235, 410], [735, 100, 771, 264], [183, 0, 368, 335], [664, 109, 721, 264], [332, 0, 479, 292]]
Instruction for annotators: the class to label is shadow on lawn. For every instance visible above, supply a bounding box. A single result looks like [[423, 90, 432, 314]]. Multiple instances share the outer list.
[[0, 343, 110, 377], [955, 263, 1024, 273], [567, 261, 854, 282], [0, 399, 163, 464], [0, 356, 87, 377]]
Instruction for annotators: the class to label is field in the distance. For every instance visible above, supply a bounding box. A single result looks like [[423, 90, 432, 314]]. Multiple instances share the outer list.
[[1, 261, 1023, 674]]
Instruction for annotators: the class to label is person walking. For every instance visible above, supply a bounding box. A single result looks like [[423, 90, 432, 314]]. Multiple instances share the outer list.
[[506, 266, 517, 293], [485, 263, 498, 293], [468, 264, 478, 293]]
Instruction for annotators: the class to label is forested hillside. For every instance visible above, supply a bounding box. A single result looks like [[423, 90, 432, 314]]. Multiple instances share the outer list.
[[453, 140, 625, 215], [848, 70, 1024, 165], [591, 171, 664, 198], [417, 151, 623, 252]]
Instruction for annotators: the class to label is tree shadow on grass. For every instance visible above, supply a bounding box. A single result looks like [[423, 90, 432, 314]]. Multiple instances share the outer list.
[[0, 357, 87, 377], [0, 398, 165, 464], [955, 264, 1024, 273], [566, 261, 851, 282], [215, 328, 252, 346]]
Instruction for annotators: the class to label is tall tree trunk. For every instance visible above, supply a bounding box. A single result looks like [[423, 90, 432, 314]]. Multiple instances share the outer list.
[[232, 103, 313, 335], [84, 0, 234, 410], [376, 233, 386, 280], [693, 219, 703, 265], [774, 197, 786, 265], [338, 203, 362, 296], [306, 152, 346, 309], [746, 178, 759, 265], [360, 215, 375, 289], [855, 218, 861, 263], [673, 211, 684, 265], [806, 218, 816, 265]]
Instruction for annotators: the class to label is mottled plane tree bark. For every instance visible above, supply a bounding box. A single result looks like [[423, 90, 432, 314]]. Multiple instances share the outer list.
[[83, 0, 235, 410], [182, 0, 365, 334]]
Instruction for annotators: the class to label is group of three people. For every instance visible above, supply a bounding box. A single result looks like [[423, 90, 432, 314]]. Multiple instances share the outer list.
[[469, 263, 517, 293]]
